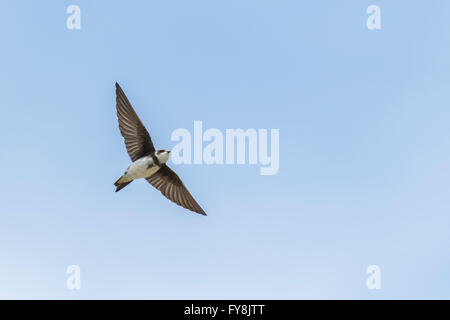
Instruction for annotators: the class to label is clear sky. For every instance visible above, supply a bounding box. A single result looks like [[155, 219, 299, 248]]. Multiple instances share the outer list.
[[1, 0, 450, 299]]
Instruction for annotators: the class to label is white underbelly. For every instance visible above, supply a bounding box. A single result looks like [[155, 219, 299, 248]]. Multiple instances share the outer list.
[[125, 156, 160, 180]]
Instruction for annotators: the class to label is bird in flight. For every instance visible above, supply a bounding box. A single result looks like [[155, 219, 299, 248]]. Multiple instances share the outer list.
[[114, 82, 206, 215]]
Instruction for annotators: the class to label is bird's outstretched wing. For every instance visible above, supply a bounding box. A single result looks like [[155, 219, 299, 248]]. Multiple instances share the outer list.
[[146, 165, 206, 215], [115, 82, 155, 161]]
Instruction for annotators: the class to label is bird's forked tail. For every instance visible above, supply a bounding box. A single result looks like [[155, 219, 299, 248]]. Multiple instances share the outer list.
[[114, 176, 132, 192]]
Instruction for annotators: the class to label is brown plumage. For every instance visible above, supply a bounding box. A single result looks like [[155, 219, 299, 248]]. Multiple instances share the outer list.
[[146, 165, 206, 215], [116, 83, 155, 161], [115, 83, 206, 216]]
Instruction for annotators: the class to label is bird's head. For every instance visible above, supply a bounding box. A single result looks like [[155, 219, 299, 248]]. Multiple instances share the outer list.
[[156, 149, 171, 163]]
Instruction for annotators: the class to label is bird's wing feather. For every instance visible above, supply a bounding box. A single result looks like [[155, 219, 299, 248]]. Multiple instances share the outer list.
[[115, 82, 155, 161], [146, 165, 206, 215]]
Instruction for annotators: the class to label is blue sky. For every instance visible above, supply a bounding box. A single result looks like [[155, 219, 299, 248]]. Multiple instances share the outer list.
[[1, 0, 450, 299]]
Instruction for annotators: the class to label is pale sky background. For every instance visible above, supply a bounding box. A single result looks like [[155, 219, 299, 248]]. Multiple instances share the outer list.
[[1, 0, 450, 299]]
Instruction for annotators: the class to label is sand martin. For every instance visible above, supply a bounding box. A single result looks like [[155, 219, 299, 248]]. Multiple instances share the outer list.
[[114, 83, 206, 216]]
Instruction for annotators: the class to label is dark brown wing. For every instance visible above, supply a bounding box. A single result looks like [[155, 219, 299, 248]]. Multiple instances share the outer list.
[[115, 82, 155, 161], [146, 165, 206, 215]]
